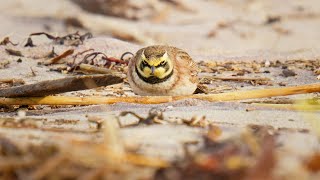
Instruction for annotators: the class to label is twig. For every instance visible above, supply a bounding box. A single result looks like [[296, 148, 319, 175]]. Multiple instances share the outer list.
[[70, 51, 127, 72], [30, 32, 56, 40], [72, 48, 95, 64], [30, 67, 37, 76], [45, 49, 74, 65], [28, 32, 92, 46], [0, 83, 319, 105], [104, 56, 128, 65], [0, 74, 124, 97], [120, 52, 134, 61]]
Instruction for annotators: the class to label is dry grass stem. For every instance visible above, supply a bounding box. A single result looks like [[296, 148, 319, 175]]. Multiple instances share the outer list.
[[0, 83, 319, 105]]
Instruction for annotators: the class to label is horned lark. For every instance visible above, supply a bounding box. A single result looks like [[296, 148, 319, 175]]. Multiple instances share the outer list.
[[127, 45, 198, 96]]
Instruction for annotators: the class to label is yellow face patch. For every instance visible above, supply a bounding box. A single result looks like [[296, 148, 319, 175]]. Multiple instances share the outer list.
[[142, 67, 152, 77], [153, 67, 167, 78], [137, 50, 173, 80], [141, 67, 166, 78]]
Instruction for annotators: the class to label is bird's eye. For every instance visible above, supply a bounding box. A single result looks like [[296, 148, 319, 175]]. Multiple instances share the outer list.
[[142, 60, 148, 65], [160, 61, 167, 66]]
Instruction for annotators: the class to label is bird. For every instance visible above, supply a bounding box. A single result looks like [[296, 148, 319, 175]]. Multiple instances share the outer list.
[[127, 45, 198, 96]]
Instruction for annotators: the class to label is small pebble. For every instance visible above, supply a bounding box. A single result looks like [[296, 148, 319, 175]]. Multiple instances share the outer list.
[[282, 69, 296, 77], [166, 106, 173, 109], [279, 82, 287, 86], [264, 60, 271, 67]]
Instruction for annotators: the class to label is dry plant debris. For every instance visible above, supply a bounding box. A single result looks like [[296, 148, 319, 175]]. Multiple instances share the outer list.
[[119, 108, 166, 126], [119, 108, 211, 127], [0, 37, 18, 46], [0, 130, 166, 179], [66, 50, 129, 75], [155, 125, 276, 180], [0, 60, 10, 69], [0, 119, 285, 180], [25, 32, 92, 47], [5, 49, 23, 57]]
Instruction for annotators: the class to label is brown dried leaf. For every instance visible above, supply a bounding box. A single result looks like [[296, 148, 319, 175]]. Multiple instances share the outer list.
[[5, 48, 23, 57]]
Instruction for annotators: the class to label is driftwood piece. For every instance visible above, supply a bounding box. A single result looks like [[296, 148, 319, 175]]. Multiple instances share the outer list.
[[0, 83, 319, 105], [0, 74, 124, 97]]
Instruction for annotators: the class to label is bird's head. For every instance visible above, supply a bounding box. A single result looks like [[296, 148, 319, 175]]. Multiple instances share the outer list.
[[135, 48, 174, 83]]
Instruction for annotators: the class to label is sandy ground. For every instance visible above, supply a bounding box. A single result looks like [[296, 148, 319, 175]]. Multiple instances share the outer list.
[[0, 0, 320, 179]]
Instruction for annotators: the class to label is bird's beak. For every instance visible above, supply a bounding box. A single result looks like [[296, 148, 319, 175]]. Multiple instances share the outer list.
[[151, 66, 155, 75]]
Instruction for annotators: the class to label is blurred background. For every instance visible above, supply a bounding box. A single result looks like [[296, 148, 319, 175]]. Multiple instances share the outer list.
[[0, 2, 319, 179], [1, 0, 320, 55]]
